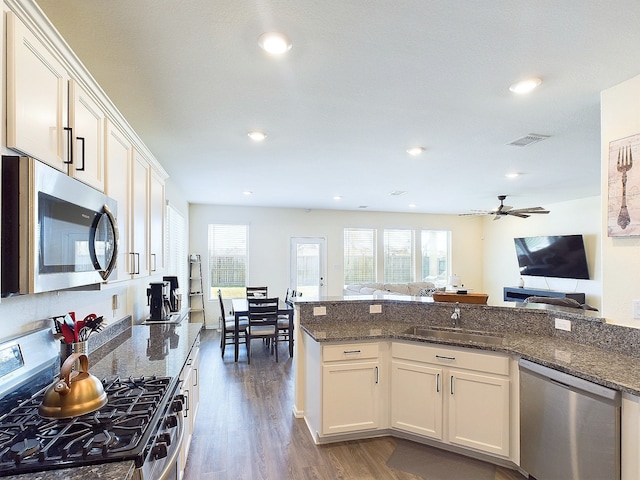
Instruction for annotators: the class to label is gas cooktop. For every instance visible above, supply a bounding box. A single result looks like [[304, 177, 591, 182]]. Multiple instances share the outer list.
[[0, 375, 178, 477]]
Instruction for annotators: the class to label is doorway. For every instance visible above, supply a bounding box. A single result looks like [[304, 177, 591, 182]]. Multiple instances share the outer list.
[[290, 237, 327, 298]]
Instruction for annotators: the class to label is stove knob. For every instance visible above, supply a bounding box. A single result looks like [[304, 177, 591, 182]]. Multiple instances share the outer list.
[[158, 433, 171, 446], [172, 395, 184, 413], [165, 414, 178, 428], [152, 442, 168, 460]]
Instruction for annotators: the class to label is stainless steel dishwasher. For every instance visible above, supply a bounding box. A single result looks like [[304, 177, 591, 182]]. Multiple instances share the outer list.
[[519, 359, 621, 480]]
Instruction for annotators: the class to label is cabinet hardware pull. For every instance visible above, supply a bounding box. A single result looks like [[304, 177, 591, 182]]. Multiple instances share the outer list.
[[128, 252, 136, 275], [151, 253, 157, 272], [183, 389, 189, 417], [63, 126, 73, 164], [194, 368, 198, 387], [375, 366, 379, 384], [436, 355, 456, 361], [343, 350, 361, 354], [436, 373, 440, 393], [76, 136, 85, 171], [134, 253, 140, 274], [450, 375, 454, 395]]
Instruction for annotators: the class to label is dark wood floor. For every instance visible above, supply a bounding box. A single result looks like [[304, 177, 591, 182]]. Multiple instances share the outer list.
[[184, 329, 526, 480]]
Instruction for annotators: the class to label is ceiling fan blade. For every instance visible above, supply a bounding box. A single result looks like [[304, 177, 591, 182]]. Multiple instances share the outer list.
[[509, 208, 549, 215], [505, 212, 530, 218]]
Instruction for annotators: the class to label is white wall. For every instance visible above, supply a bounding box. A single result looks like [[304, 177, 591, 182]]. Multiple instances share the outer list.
[[601, 73, 640, 326], [482, 196, 602, 310], [189, 204, 484, 328]]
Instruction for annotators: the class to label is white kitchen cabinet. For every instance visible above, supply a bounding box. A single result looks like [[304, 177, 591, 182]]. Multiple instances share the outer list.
[[6, 11, 69, 170], [131, 148, 150, 277], [305, 342, 383, 438], [148, 170, 165, 274], [68, 79, 105, 191], [178, 333, 200, 480], [391, 342, 511, 459], [104, 119, 133, 281], [391, 359, 443, 439], [7, 13, 105, 190]]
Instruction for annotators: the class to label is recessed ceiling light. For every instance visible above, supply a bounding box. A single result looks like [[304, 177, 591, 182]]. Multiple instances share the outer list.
[[390, 190, 407, 196], [358, 205, 368, 209], [505, 172, 520, 179], [406, 147, 425, 156], [408, 203, 416, 208], [242, 191, 253, 195], [248, 131, 267, 142], [258, 32, 292, 55], [509, 77, 542, 94], [333, 195, 342, 200]]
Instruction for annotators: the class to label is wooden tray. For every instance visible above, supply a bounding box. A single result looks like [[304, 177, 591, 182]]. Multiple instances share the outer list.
[[433, 292, 489, 304]]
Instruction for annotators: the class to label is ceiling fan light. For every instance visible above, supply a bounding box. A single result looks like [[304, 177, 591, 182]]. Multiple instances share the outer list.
[[258, 32, 292, 55], [509, 77, 542, 94]]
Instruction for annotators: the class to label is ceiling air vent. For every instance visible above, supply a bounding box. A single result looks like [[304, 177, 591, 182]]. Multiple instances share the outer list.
[[507, 133, 550, 147]]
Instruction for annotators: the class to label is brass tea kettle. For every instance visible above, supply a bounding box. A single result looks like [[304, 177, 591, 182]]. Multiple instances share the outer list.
[[39, 352, 108, 418]]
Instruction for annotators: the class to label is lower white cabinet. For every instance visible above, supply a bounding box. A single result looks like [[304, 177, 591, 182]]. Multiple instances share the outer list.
[[391, 342, 511, 458], [178, 334, 200, 480]]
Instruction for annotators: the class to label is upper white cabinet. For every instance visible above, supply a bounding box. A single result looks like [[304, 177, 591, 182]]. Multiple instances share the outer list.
[[69, 79, 105, 191], [6, 12, 105, 191], [104, 119, 133, 281], [149, 170, 165, 274], [6, 11, 68, 169], [132, 148, 150, 277]]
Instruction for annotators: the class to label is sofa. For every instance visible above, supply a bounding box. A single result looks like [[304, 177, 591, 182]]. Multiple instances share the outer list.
[[343, 282, 439, 297]]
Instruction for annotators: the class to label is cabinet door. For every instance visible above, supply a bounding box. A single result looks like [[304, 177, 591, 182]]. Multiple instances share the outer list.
[[104, 119, 132, 281], [6, 12, 69, 170], [448, 369, 510, 457], [69, 79, 104, 191], [149, 170, 165, 274], [391, 360, 443, 439], [322, 361, 379, 435], [131, 150, 149, 276], [178, 362, 193, 480]]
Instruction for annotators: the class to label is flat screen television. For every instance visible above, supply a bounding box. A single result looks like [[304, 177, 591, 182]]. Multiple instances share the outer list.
[[514, 234, 590, 280]]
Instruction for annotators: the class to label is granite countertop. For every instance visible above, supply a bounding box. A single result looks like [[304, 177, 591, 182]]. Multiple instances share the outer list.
[[5, 320, 203, 480], [301, 317, 640, 397]]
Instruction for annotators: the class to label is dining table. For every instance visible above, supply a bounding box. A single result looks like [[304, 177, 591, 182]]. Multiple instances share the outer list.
[[231, 298, 294, 362]]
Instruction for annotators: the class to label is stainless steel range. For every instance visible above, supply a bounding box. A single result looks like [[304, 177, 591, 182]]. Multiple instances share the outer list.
[[0, 329, 184, 480]]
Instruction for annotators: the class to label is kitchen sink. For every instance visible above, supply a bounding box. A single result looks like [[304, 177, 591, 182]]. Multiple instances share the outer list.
[[403, 326, 504, 345]]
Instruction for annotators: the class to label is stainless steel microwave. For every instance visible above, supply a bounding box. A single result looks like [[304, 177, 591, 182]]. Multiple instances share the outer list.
[[1, 156, 118, 296]]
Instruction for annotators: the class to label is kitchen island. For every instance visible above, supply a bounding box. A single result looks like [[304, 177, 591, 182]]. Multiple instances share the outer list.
[[294, 295, 640, 479], [4, 318, 202, 480]]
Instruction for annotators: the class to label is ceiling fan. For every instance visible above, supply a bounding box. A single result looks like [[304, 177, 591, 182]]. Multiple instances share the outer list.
[[466, 195, 550, 219]]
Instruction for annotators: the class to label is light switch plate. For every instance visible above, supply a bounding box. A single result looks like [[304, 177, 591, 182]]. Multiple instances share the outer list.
[[554, 318, 571, 331], [313, 306, 326, 316], [370, 304, 382, 314], [633, 300, 640, 319]]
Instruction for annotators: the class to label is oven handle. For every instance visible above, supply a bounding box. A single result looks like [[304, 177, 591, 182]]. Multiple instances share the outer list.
[[157, 406, 185, 480]]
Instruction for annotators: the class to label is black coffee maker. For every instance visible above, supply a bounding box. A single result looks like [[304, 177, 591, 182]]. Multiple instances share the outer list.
[[162, 276, 181, 312], [147, 281, 170, 320]]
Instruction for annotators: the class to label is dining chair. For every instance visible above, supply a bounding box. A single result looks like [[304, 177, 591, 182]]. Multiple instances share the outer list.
[[218, 289, 247, 358], [277, 289, 297, 357], [246, 297, 279, 364], [246, 286, 268, 298]]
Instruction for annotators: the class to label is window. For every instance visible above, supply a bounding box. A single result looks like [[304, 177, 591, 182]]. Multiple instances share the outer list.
[[344, 228, 376, 285], [208, 224, 248, 299], [421, 230, 450, 284], [384, 229, 413, 283], [164, 203, 187, 295]]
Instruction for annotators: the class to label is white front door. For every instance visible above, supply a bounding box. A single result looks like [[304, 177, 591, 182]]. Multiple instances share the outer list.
[[290, 237, 327, 298]]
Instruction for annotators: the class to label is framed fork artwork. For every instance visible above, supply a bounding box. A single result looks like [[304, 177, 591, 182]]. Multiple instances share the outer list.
[[608, 133, 640, 236]]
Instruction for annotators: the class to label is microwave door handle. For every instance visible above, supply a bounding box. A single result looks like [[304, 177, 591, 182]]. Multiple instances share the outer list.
[[98, 204, 118, 281]]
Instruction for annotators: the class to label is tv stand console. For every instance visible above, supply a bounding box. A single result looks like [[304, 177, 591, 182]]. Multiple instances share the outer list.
[[503, 287, 585, 304]]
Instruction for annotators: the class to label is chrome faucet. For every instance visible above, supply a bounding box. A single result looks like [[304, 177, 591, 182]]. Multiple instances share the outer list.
[[451, 302, 461, 328]]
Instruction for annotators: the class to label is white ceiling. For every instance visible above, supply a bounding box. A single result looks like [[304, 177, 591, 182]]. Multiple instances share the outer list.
[[35, 0, 640, 215]]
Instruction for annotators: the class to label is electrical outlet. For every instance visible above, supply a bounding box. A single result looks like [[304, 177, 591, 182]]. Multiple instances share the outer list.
[[313, 306, 326, 316], [112, 294, 119, 310], [633, 300, 640, 319], [370, 304, 382, 314], [554, 318, 572, 332]]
